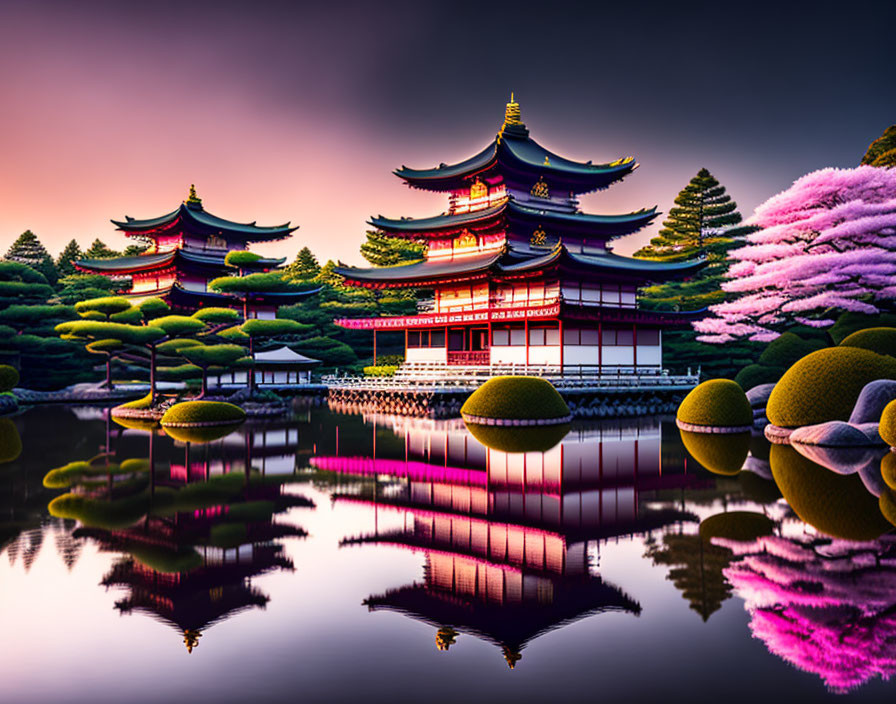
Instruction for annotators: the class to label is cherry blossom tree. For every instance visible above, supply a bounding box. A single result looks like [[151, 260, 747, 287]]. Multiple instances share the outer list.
[[695, 166, 896, 342]]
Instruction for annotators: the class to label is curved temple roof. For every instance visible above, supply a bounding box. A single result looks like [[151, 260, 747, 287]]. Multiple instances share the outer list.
[[112, 198, 297, 243], [74, 249, 287, 275], [394, 99, 638, 194], [334, 242, 704, 288], [371, 199, 657, 239]]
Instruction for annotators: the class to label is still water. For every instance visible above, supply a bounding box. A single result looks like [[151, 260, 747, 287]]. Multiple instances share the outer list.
[[1, 404, 895, 703]]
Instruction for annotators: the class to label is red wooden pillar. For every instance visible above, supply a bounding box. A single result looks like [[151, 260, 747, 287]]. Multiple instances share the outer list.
[[598, 320, 603, 370], [632, 323, 638, 372], [525, 318, 530, 368], [404, 328, 408, 360], [558, 318, 564, 371], [373, 330, 377, 365]]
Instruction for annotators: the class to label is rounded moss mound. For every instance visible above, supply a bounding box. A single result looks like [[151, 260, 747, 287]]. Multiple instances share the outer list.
[[460, 376, 570, 423], [759, 332, 827, 370], [880, 490, 896, 528], [699, 511, 775, 542], [735, 364, 783, 391], [738, 471, 782, 505], [48, 492, 151, 530], [882, 451, 896, 491], [115, 393, 154, 412], [0, 365, 19, 392], [112, 416, 160, 432], [839, 327, 896, 358], [0, 418, 22, 464], [679, 430, 751, 476], [880, 400, 896, 447], [161, 401, 246, 427], [465, 422, 570, 453], [163, 421, 243, 444], [770, 444, 891, 540], [676, 379, 752, 429], [767, 347, 896, 428]]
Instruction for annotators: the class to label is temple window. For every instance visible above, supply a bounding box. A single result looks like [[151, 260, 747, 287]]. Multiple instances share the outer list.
[[453, 230, 478, 251], [638, 329, 660, 345], [492, 325, 526, 346], [602, 327, 634, 346], [563, 327, 599, 345], [528, 326, 560, 346]]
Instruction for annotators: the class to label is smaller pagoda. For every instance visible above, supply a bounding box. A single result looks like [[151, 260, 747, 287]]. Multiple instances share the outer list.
[[76, 186, 314, 315]]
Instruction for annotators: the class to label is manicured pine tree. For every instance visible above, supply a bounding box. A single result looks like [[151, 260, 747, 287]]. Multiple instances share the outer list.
[[83, 238, 121, 260], [360, 231, 425, 267], [862, 125, 896, 168], [4, 231, 58, 286], [284, 246, 321, 281], [55, 239, 83, 278]]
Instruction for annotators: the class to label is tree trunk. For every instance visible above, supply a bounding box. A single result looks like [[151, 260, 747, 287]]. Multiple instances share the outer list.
[[248, 337, 256, 396], [149, 345, 157, 404], [199, 369, 207, 399], [105, 355, 112, 389]]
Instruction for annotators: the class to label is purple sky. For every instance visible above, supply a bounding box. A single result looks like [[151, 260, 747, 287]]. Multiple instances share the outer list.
[[0, 0, 893, 264]]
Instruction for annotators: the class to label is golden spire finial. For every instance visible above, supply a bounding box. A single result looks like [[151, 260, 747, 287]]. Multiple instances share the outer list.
[[186, 184, 202, 207], [503, 92, 522, 128], [183, 628, 201, 653]]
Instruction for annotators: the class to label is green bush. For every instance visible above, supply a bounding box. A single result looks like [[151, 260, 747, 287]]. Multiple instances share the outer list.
[[161, 401, 246, 426], [679, 430, 751, 476], [224, 250, 264, 267], [676, 379, 752, 427], [770, 444, 890, 540], [162, 422, 243, 444], [461, 376, 570, 421], [829, 312, 896, 345], [698, 511, 775, 542], [192, 307, 241, 323], [48, 491, 151, 530], [465, 422, 570, 453], [735, 364, 784, 391], [880, 400, 896, 447], [0, 365, 19, 392], [116, 393, 154, 411], [758, 332, 827, 369], [839, 327, 896, 358], [0, 418, 22, 463], [128, 544, 202, 574], [157, 364, 203, 381], [767, 347, 896, 428], [363, 365, 398, 377]]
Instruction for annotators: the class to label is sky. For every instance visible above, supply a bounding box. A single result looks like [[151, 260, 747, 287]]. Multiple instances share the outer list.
[[0, 0, 894, 265]]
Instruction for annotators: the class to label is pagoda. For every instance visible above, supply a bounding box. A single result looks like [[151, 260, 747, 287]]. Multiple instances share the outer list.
[[334, 96, 703, 372], [75, 186, 314, 315]]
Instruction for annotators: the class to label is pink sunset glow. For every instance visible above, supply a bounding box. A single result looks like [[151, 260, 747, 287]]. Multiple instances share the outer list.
[[0, 3, 886, 266]]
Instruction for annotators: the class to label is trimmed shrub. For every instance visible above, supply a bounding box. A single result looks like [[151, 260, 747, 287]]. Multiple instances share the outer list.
[[111, 416, 160, 432], [679, 430, 751, 475], [880, 400, 896, 447], [363, 365, 398, 377], [209, 522, 248, 549], [192, 307, 241, 323], [840, 327, 896, 358], [161, 401, 246, 426], [461, 376, 569, 421], [465, 422, 570, 453], [767, 347, 896, 428], [698, 511, 775, 542], [162, 422, 243, 444], [770, 444, 890, 540], [758, 332, 827, 369], [676, 379, 752, 428], [48, 491, 151, 530], [224, 250, 263, 267], [0, 365, 19, 392], [128, 544, 202, 574], [116, 393, 154, 411], [829, 312, 896, 345], [880, 489, 896, 528], [0, 418, 22, 463], [735, 364, 783, 391]]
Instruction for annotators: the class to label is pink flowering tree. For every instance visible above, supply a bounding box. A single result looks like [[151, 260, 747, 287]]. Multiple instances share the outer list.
[[695, 166, 896, 342]]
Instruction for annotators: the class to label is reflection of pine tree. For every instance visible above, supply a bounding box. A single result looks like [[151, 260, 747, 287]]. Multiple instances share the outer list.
[[21, 526, 44, 572], [645, 532, 733, 621], [53, 518, 83, 571]]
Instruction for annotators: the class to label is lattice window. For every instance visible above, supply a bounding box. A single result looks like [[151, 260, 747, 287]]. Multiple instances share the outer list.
[[469, 178, 488, 200], [454, 229, 478, 249]]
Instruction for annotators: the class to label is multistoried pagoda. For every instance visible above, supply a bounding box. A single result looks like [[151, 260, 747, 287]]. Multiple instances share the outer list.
[[335, 96, 703, 371], [76, 186, 312, 315]]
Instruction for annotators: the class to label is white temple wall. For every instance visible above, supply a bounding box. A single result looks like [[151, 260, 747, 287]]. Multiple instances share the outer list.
[[406, 347, 447, 363], [527, 346, 560, 365], [563, 345, 600, 365], [601, 346, 635, 366], [489, 345, 527, 364], [636, 344, 662, 367]]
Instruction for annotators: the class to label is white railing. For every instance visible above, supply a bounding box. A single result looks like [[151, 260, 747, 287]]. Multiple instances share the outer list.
[[324, 362, 700, 392]]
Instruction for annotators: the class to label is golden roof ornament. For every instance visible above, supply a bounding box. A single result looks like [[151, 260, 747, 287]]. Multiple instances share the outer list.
[[183, 628, 201, 653], [530, 226, 548, 247], [469, 178, 488, 200], [530, 176, 550, 199], [504, 92, 522, 127], [436, 627, 458, 651], [502, 646, 522, 669], [186, 184, 203, 208]]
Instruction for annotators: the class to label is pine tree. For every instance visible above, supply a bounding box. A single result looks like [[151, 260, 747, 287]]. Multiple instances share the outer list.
[[122, 243, 149, 257], [55, 239, 83, 278], [360, 231, 425, 267], [862, 125, 896, 168], [285, 246, 321, 281], [3, 231, 59, 285], [83, 238, 120, 260]]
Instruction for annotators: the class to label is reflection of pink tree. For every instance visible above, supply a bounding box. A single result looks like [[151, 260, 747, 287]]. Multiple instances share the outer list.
[[695, 166, 896, 342], [720, 534, 896, 693]]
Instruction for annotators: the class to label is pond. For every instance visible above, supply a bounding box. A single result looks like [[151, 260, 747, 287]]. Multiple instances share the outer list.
[[1, 403, 895, 703]]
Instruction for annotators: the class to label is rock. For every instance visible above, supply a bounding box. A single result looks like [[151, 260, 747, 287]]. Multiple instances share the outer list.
[[746, 383, 776, 409], [849, 380, 896, 425], [854, 422, 886, 445], [790, 443, 875, 475], [764, 423, 793, 444], [859, 460, 888, 497], [790, 420, 877, 447]]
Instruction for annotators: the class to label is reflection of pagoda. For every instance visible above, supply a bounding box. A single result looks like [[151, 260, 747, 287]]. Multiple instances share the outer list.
[[55, 421, 314, 653], [313, 415, 705, 666], [75, 186, 314, 314]]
